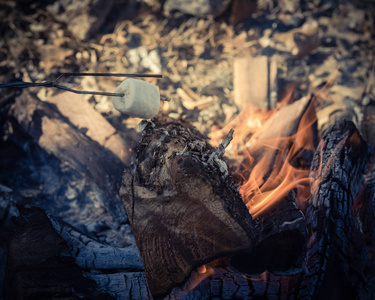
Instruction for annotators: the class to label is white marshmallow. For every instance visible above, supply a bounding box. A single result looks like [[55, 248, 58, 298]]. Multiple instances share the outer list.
[[112, 78, 160, 119]]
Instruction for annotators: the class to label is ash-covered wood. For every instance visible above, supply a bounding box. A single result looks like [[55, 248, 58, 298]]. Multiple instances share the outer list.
[[120, 116, 256, 298], [8, 91, 129, 237], [48, 213, 151, 300], [11, 91, 124, 187], [290, 120, 374, 300]]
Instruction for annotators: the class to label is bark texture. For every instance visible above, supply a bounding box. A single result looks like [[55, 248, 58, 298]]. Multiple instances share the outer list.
[[290, 119, 374, 300], [120, 116, 256, 298]]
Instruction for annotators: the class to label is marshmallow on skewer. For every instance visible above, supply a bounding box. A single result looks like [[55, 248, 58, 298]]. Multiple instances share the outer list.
[[112, 78, 161, 119]]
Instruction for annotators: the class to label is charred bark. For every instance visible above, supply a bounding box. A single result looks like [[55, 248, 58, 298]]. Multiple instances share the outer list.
[[5, 206, 114, 299], [229, 190, 308, 276], [356, 158, 375, 299], [290, 119, 374, 300], [120, 116, 256, 298]]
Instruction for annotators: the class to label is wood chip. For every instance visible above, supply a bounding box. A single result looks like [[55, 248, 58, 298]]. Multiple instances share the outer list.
[[233, 55, 277, 109]]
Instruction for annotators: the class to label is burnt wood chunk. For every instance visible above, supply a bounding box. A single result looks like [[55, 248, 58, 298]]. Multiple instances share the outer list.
[[357, 163, 375, 299], [5, 206, 112, 299], [230, 97, 317, 275], [290, 120, 374, 300], [120, 116, 256, 298], [229, 190, 308, 276]]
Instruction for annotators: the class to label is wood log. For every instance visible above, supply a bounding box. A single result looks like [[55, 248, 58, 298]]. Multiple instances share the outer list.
[[0, 189, 20, 296], [229, 190, 308, 276], [120, 116, 257, 298], [290, 119, 374, 300], [356, 158, 375, 299], [10, 91, 124, 188], [5, 206, 114, 299], [47, 213, 151, 300], [8, 91, 130, 241], [46, 91, 131, 164], [229, 96, 318, 275]]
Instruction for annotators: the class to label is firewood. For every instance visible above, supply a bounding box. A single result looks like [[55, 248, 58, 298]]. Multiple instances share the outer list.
[[46, 91, 131, 164], [10, 91, 128, 228], [229, 96, 318, 276], [290, 119, 374, 299], [0, 190, 19, 294], [233, 55, 277, 109], [48, 213, 151, 300], [229, 190, 308, 276], [357, 163, 375, 299], [5, 206, 113, 299], [120, 116, 256, 298], [11, 91, 124, 185]]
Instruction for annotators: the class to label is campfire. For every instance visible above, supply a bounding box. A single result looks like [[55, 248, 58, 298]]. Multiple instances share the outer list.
[[1, 1, 375, 300]]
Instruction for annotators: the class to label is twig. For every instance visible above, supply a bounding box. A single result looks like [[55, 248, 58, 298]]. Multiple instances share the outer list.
[[208, 128, 234, 163]]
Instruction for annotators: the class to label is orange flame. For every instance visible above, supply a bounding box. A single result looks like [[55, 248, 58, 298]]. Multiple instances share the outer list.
[[210, 68, 341, 218], [211, 93, 320, 217], [243, 100, 316, 216]]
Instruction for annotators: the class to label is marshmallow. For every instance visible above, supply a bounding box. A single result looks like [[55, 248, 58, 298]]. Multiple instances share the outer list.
[[112, 78, 160, 119]]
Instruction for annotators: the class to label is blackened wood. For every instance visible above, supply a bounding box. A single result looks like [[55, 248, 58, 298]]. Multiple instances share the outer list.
[[356, 160, 375, 299], [0, 190, 20, 297], [5, 206, 113, 299], [229, 190, 308, 276], [169, 264, 297, 300], [230, 96, 317, 276], [290, 120, 374, 300], [47, 214, 151, 300], [120, 116, 256, 298]]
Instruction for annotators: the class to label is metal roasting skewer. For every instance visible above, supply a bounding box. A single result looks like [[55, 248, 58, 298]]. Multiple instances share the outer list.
[[0, 72, 170, 101]]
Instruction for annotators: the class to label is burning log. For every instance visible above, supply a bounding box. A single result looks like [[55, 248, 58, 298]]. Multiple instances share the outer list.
[[290, 119, 374, 299], [229, 96, 318, 275], [120, 116, 256, 298], [229, 190, 308, 276]]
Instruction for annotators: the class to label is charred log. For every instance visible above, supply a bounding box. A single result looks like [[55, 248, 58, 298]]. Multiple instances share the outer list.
[[356, 158, 375, 299], [5, 206, 113, 299], [290, 119, 374, 300], [120, 116, 256, 298], [230, 96, 318, 276], [229, 190, 308, 276]]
